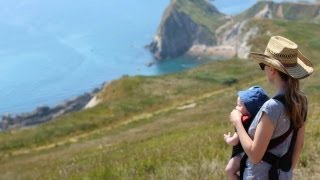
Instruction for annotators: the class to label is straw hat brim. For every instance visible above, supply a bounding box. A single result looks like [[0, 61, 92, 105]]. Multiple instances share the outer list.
[[249, 51, 314, 79]]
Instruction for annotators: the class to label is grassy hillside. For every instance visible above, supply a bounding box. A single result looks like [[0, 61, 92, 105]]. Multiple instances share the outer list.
[[236, 1, 320, 23], [0, 19, 319, 179], [173, 0, 226, 34]]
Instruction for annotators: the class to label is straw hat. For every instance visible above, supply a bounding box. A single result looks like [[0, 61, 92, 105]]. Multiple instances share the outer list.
[[249, 36, 313, 79]]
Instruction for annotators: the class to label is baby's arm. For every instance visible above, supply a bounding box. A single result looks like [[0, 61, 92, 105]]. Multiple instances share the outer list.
[[223, 132, 240, 146]]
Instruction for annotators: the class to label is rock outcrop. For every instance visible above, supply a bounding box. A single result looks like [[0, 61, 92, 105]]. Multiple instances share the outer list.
[[254, 4, 273, 19], [148, 9, 213, 60], [216, 20, 258, 59], [0, 87, 102, 131], [148, 0, 226, 60]]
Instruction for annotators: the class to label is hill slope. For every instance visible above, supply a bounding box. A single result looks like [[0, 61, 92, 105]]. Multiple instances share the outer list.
[[236, 1, 320, 22]]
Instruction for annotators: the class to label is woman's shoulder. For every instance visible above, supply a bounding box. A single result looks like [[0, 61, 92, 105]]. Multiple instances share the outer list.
[[260, 98, 285, 121], [262, 98, 285, 110]]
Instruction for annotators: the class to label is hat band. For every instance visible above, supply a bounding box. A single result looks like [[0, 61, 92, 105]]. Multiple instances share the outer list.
[[265, 48, 298, 67]]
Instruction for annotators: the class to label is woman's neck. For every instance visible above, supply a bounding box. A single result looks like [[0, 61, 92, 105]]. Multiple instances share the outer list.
[[273, 75, 286, 93]]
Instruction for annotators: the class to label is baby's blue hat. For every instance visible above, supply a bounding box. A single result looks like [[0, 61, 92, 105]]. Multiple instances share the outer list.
[[238, 86, 269, 116]]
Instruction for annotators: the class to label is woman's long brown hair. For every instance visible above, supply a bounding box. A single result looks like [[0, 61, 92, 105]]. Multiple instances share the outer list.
[[279, 71, 308, 128]]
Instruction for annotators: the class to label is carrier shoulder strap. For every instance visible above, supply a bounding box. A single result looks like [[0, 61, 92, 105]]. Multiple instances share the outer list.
[[267, 94, 294, 149], [263, 128, 298, 180]]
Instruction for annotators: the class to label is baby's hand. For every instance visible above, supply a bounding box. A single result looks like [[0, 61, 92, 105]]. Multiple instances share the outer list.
[[224, 132, 232, 143], [223, 132, 239, 146]]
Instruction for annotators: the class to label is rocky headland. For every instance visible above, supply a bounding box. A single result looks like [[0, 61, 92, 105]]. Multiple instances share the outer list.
[[147, 0, 226, 60]]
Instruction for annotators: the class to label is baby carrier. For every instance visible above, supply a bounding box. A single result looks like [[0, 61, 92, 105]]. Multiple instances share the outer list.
[[239, 95, 300, 180]]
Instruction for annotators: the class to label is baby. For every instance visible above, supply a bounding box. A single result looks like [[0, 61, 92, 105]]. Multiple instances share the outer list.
[[224, 86, 269, 180]]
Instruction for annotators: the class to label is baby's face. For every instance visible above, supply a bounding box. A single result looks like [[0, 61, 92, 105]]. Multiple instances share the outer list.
[[236, 97, 250, 116]]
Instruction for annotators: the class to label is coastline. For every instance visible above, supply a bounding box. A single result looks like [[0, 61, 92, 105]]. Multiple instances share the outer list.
[[0, 83, 105, 131], [0, 55, 211, 132]]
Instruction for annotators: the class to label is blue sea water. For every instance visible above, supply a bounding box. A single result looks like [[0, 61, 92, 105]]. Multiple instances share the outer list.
[[0, 0, 165, 114], [0, 0, 301, 115]]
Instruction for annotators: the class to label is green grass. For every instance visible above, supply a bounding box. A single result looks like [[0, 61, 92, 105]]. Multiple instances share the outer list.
[[174, 0, 226, 35], [0, 19, 319, 179], [235, 1, 320, 24], [0, 59, 258, 154]]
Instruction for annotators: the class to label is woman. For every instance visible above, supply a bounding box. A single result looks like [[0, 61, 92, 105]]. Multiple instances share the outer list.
[[230, 36, 313, 179]]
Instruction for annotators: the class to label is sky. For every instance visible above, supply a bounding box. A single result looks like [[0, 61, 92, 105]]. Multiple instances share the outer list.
[[213, 0, 315, 15]]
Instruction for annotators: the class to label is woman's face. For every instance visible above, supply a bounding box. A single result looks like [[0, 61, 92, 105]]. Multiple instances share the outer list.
[[236, 97, 250, 116], [264, 65, 274, 83], [263, 65, 286, 91]]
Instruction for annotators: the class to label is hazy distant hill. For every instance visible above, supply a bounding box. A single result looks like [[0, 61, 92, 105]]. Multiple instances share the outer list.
[[236, 1, 320, 22]]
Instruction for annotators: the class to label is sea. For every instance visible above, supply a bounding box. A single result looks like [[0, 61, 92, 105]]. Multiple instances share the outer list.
[[0, 0, 299, 115]]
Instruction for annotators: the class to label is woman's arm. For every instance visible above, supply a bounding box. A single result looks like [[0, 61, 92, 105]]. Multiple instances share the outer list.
[[292, 124, 305, 169], [230, 110, 274, 164]]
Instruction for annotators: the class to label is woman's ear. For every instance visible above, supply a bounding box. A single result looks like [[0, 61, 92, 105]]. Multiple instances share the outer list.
[[269, 67, 276, 75]]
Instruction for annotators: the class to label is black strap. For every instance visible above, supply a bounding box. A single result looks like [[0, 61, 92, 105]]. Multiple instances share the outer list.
[[264, 128, 298, 180], [272, 94, 286, 106], [240, 154, 247, 179], [268, 123, 294, 149], [267, 94, 293, 149]]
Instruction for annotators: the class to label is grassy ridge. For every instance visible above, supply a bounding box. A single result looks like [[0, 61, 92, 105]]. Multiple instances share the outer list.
[[0, 19, 319, 179], [235, 1, 320, 23], [174, 0, 226, 34]]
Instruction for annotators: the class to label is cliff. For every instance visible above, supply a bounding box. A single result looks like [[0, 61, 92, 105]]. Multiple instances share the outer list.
[[148, 0, 227, 60]]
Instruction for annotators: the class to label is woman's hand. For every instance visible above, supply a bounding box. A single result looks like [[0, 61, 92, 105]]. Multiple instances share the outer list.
[[230, 109, 242, 126]]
